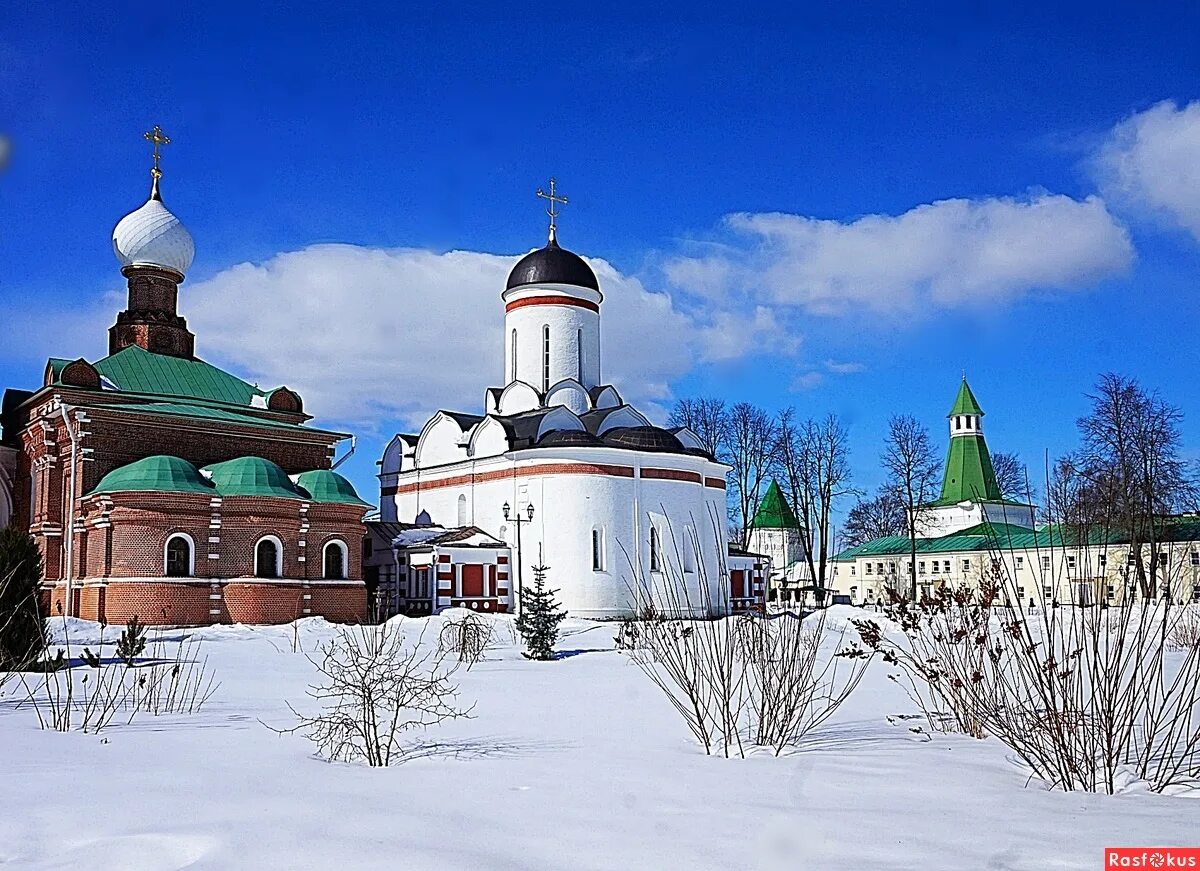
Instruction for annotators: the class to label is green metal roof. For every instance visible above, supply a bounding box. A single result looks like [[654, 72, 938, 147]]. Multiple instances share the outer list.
[[101, 402, 305, 431], [935, 432, 1003, 504], [91, 455, 216, 496], [750, 480, 801, 530], [948, 378, 984, 417], [295, 469, 371, 507], [203, 457, 305, 500], [835, 517, 1200, 562], [89, 346, 265, 407]]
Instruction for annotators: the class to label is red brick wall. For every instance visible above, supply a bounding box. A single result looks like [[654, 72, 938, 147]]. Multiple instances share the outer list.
[[103, 581, 215, 625]]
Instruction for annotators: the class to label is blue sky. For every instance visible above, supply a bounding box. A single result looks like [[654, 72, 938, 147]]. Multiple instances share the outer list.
[[3, 3, 1199, 512]]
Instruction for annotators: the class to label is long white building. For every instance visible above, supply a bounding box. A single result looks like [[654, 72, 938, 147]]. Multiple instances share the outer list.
[[377, 198, 748, 619]]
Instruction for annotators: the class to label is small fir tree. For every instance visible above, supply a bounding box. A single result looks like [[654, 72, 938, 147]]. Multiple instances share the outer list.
[[515, 564, 566, 661], [116, 615, 147, 666], [0, 526, 46, 671]]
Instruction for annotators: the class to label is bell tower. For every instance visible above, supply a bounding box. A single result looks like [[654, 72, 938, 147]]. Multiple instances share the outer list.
[[109, 126, 197, 359]]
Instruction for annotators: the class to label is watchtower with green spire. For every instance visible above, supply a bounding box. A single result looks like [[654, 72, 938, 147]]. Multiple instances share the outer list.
[[746, 479, 805, 578], [921, 378, 1035, 535]]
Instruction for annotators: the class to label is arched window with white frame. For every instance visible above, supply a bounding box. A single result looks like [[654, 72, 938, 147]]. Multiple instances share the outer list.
[[649, 526, 662, 573], [457, 493, 468, 527], [255, 535, 283, 579], [164, 533, 194, 578], [323, 539, 347, 580]]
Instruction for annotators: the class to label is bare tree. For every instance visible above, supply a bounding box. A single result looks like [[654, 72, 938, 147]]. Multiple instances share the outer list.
[[775, 410, 855, 601], [668, 397, 730, 460], [1065, 373, 1197, 597], [881, 415, 941, 599], [991, 450, 1033, 502], [842, 486, 907, 548], [727, 403, 779, 548]]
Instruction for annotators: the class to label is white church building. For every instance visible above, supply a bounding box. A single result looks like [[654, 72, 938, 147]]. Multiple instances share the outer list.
[[376, 187, 758, 619]]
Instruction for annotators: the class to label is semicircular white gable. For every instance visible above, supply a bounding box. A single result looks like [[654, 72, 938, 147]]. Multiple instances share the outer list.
[[381, 434, 417, 475], [673, 427, 705, 451], [591, 385, 622, 410], [595, 405, 650, 435], [497, 380, 541, 415], [415, 413, 472, 468], [536, 406, 586, 440], [469, 416, 512, 458], [545, 379, 590, 415]]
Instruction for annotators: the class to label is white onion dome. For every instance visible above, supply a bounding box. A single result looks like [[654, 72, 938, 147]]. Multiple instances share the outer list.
[[112, 188, 195, 277]]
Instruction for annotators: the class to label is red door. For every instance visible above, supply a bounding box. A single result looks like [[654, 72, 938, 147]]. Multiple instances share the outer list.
[[460, 564, 484, 598], [731, 570, 746, 599]]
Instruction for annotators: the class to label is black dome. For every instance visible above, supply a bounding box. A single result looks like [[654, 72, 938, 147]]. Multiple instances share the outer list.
[[601, 426, 686, 453], [506, 239, 599, 291], [537, 429, 603, 447]]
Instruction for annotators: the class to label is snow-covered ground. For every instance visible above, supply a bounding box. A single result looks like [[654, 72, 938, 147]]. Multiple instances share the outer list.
[[0, 609, 1195, 871]]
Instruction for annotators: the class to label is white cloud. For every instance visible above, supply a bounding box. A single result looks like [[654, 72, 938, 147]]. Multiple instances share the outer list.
[[664, 194, 1132, 316], [1093, 99, 1200, 241], [823, 359, 865, 375], [185, 245, 699, 430]]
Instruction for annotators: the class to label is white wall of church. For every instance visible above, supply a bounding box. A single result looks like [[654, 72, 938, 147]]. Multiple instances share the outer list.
[[917, 500, 1037, 537], [390, 448, 730, 619], [503, 284, 602, 391]]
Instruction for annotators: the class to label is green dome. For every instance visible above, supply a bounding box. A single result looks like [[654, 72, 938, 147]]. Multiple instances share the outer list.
[[91, 455, 215, 496], [295, 469, 371, 507], [202, 456, 304, 500]]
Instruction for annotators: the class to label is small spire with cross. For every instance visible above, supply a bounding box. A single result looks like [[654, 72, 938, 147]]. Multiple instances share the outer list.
[[536, 176, 569, 244], [143, 125, 171, 200]]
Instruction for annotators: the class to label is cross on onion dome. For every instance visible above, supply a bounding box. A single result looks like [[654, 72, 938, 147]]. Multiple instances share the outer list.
[[536, 177, 569, 244]]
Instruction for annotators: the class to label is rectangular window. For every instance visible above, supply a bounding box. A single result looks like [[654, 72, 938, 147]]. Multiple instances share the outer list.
[[888, 562, 896, 574], [592, 529, 604, 571], [1191, 550, 1199, 567], [1043, 585, 1053, 600], [944, 560, 951, 574], [1017, 586, 1026, 600], [1016, 556, 1024, 569], [1067, 555, 1076, 570], [1193, 584, 1200, 603], [865, 563, 873, 575], [850, 565, 856, 576], [962, 559, 971, 573], [919, 561, 926, 575], [1041, 556, 1051, 572], [1107, 585, 1115, 601], [1097, 553, 1107, 570], [649, 527, 661, 573], [931, 561, 939, 574]]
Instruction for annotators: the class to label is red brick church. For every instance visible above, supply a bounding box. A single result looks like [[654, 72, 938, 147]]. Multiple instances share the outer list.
[[0, 128, 369, 625]]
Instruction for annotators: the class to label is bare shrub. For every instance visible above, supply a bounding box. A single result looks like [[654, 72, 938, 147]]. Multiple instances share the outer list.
[[856, 577, 1200, 793], [744, 610, 872, 755], [1168, 608, 1200, 652], [126, 631, 220, 716], [622, 509, 872, 757], [437, 612, 494, 669], [279, 621, 472, 766]]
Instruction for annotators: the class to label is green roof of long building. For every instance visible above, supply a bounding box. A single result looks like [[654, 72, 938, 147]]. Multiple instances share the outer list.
[[835, 518, 1200, 561], [750, 480, 802, 529]]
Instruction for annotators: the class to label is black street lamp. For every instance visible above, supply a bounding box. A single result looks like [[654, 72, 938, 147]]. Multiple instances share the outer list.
[[502, 501, 536, 614]]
